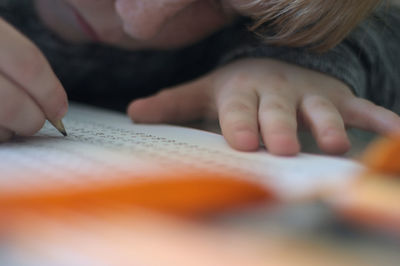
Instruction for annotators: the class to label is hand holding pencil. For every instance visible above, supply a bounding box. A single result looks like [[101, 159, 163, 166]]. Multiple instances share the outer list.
[[0, 19, 68, 141]]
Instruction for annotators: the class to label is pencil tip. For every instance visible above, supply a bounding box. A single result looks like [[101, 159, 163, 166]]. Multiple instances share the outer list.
[[50, 119, 68, 136]]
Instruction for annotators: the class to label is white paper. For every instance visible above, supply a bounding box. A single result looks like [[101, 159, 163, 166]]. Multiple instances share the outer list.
[[0, 103, 363, 199]]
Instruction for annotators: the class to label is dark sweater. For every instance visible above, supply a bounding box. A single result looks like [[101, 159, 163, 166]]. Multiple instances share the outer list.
[[2, 0, 400, 114]]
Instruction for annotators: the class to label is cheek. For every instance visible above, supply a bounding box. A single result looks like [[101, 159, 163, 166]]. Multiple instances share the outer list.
[[115, 0, 197, 40], [125, 0, 232, 48], [42, 0, 231, 49]]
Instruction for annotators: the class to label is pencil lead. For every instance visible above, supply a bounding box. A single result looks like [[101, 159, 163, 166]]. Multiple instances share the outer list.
[[50, 119, 68, 136]]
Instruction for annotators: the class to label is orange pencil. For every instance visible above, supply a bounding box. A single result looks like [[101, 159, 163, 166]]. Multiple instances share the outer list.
[[0, 171, 274, 217]]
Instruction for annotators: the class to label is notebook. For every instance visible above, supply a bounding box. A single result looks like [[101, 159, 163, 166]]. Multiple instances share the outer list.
[[0, 103, 362, 203]]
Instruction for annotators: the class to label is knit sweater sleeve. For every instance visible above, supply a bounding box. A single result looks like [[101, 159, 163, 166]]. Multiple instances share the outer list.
[[222, 7, 400, 114]]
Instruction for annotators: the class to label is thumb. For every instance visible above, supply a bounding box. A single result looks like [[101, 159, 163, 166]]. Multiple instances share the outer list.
[[127, 77, 215, 124]]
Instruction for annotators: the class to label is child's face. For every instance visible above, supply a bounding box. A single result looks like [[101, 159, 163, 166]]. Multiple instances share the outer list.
[[35, 0, 246, 49]]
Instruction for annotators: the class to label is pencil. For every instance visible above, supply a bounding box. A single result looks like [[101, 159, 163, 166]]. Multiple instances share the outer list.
[[49, 119, 67, 136]]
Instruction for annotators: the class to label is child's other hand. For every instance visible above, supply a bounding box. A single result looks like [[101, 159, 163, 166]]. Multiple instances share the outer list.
[[0, 19, 68, 142], [128, 58, 400, 156]]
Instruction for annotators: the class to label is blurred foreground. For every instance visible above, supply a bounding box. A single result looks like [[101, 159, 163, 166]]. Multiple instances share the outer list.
[[1, 202, 399, 266], [1, 133, 400, 265]]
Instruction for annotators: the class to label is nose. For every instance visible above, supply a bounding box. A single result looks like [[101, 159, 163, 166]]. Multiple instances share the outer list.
[[115, 0, 196, 40]]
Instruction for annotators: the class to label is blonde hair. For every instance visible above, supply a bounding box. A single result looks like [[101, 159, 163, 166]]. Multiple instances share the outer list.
[[235, 0, 382, 52]]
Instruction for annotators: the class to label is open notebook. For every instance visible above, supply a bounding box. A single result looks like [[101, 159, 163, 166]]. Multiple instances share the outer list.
[[0, 103, 362, 202]]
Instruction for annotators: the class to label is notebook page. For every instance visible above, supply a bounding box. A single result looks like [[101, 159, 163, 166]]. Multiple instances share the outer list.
[[0, 103, 363, 199]]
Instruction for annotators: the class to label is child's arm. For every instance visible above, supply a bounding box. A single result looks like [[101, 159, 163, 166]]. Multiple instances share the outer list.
[[0, 18, 68, 141], [127, 6, 400, 155]]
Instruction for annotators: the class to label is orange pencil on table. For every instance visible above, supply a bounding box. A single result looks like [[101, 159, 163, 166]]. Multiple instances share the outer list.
[[360, 134, 400, 176], [0, 171, 274, 217]]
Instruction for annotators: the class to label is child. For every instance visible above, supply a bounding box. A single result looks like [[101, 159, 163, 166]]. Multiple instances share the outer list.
[[0, 0, 399, 156]]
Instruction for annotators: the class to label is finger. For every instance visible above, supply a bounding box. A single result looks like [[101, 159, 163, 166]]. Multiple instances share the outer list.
[[0, 126, 13, 142], [0, 74, 46, 136], [128, 78, 212, 123], [0, 19, 68, 121], [258, 94, 300, 156], [340, 98, 400, 135], [300, 95, 350, 155], [217, 88, 260, 151]]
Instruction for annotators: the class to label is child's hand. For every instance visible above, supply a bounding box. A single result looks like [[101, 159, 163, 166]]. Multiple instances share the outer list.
[[128, 58, 400, 156], [0, 19, 68, 142]]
